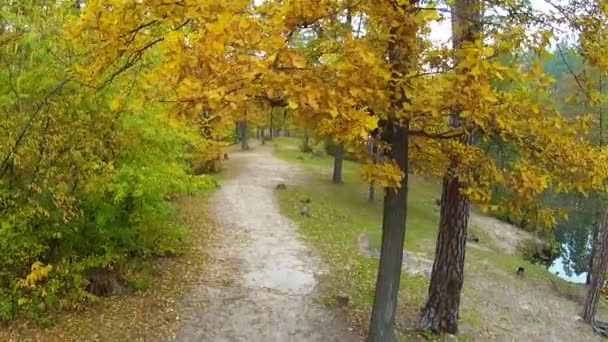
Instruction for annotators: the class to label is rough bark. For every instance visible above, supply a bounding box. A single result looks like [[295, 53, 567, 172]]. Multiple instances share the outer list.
[[589, 89, 605, 285], [587, 224, 599, 285], [418, 0, 480, 334], [368, 121, 409, 342], [582, 208, 608, 323], [418, 170, 470, 334], [332, 143, 344, 184]]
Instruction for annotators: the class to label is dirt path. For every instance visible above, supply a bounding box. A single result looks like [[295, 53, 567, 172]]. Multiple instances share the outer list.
[[174, 145, 360, 342], [469, 212, 539, 254]]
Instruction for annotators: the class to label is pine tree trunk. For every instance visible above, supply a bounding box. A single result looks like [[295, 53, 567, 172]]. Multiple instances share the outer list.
[[332, 143, 344, 184], [582, 208, 608, 323], [418, 172, 470, 333], [418, 0, 480, 334], [368, 121, 409, 342], [588, 224, 599, 285]]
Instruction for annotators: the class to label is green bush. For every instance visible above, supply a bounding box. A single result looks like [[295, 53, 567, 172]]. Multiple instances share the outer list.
[[0, 109, 214, 325], [518, 239, 559, 267]]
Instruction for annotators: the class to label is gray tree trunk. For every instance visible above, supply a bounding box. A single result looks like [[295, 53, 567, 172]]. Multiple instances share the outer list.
[[367, 4, 416, 336], [240, 120, 249, 150], [332, 143, 344, 184], [368, 121, 409, 342]]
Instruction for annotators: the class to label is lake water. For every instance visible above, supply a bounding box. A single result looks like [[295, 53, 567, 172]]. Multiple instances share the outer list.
[[548, 247, 588, 284]]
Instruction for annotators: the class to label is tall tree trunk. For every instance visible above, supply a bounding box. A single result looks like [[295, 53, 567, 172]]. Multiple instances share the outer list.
[[240, 120, 249, 150], [418, 0, 480, 334], [367, 138, 378, 202], [588, 223, 599, 285], [589, 74, 605, 285], [368, 121, 409, 342], [418, 171, 470, 333], [582, 208, 608, 323], [235, 121, 240, 144], [269, 110, 274, 139], [302, 128, 310, 152], [368, 182, 376, 202], [332, 143, 344, 184], [368, 1, 417, 337]]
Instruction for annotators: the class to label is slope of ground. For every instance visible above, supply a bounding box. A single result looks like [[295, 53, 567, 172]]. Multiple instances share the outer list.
[[270, 137, 606, 341]]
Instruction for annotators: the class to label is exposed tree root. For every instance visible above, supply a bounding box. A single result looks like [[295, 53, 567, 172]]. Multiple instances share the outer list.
[[591, 320, 608, 337]]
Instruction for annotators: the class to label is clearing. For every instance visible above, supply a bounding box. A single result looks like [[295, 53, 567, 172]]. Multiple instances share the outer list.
[[174, 145, 360, 341], [270, 137, 608, 341], [3, 138, 606, 341]]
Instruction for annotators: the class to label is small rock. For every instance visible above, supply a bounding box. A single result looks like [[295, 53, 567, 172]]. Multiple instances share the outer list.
[[466, 233, 480, 243], [276, 183, 287, 190], [300, 206, 310, 217], [299, 198, 311, 204]]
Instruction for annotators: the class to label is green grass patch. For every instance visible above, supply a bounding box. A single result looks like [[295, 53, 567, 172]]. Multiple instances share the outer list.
[[273, 137, 440, 334], [271, 137, 601, 338]]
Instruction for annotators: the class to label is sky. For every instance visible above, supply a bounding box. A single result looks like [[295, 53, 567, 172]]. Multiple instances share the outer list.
[[428, 0, 568, 45]]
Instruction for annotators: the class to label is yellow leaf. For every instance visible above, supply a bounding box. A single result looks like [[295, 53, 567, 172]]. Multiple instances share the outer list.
[[288, 99, 299, 109], [110, 98, 120, 112], [291, 54, 307, 68], [366, 116, 378, 130]]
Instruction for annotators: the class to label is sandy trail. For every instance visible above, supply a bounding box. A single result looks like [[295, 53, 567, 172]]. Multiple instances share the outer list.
[[174, 146, 359, 342]]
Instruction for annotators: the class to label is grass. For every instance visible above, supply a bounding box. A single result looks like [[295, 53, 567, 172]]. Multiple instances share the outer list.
[[271, 137, 456, 338], [270, 136, 601, 340]]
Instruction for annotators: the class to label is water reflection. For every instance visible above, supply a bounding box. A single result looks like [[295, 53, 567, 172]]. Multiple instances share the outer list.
[[548, 246, 588, 284], [548, 196, 595, 283]]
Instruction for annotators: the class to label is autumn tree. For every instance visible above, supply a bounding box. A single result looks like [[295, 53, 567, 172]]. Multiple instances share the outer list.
[[0, 0, 212, 322], [418, 0, 481, 333], [55, 0, 608, 339], [411, 0, 608, 334]]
